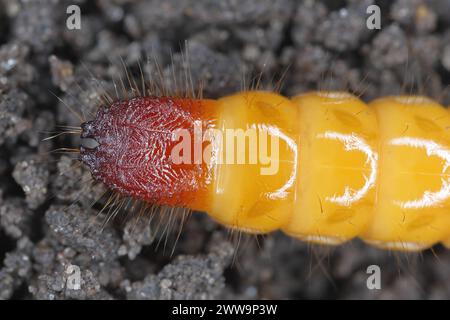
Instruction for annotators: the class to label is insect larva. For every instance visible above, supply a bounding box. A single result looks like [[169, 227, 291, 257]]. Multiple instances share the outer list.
[[79, 90, 450, 252]]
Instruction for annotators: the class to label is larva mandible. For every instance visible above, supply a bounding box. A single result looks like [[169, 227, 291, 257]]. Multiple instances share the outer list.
[[79, 88, 450, 252]]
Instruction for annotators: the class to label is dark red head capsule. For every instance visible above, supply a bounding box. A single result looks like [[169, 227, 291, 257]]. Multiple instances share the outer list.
[[80, 96, 217, 210]]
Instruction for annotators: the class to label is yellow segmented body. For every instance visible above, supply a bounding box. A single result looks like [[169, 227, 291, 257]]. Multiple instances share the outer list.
[[203, 91, 450, 251]]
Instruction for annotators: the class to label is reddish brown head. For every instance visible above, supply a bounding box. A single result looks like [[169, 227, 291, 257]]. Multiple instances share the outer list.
[[80, 96, 214, 209]]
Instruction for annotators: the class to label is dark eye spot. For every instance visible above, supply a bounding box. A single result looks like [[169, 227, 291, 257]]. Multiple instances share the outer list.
[[81, 137, 100, 149]]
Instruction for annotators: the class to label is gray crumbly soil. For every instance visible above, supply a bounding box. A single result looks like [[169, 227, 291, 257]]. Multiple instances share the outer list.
[[0, 0, 450, 300]]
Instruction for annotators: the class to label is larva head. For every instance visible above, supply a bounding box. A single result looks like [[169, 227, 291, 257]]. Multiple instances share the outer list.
[[80, 97, 212, 209]]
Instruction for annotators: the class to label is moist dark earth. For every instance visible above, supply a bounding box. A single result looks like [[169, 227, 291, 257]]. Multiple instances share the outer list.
[[1, 0, 450, 300]]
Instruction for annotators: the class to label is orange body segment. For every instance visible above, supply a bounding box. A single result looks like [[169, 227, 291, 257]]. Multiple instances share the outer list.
[[285, 92, 378, 245], [364, 96, 450, 250], [207, 92, 298, 233]]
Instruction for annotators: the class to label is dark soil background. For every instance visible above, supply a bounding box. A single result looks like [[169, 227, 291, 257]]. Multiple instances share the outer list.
[[1, 0, 450, 300]]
